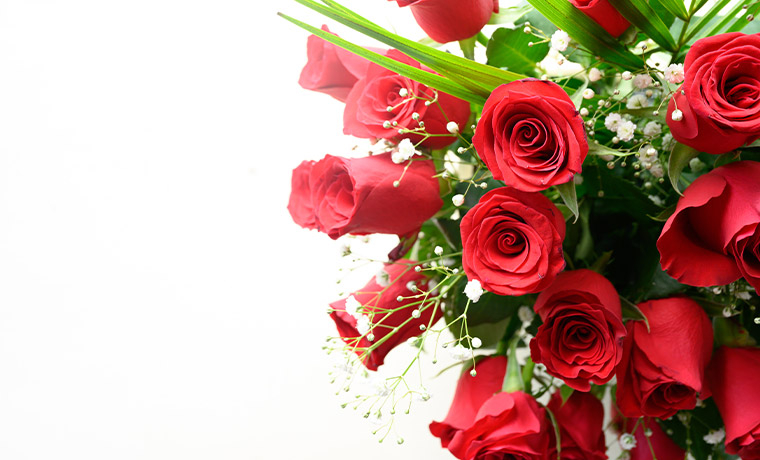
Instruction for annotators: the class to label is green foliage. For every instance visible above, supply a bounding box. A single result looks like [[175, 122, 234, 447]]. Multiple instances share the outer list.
[[668, 142, 700, 195], [608, 0, 678, 51], [486, 27, 549, 76]]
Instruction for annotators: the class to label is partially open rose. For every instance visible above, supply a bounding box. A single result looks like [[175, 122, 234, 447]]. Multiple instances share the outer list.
[[391, 0, 498, 43], [568, 0, 630, 38]]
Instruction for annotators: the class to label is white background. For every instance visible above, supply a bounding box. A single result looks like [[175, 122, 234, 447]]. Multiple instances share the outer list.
[[0, 1, 460, 459]]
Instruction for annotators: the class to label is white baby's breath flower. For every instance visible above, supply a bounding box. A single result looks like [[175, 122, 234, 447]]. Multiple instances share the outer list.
[[689, 157, 705, 172], [671, 109, 683, 121], [664, 63, 685, 84], [375, 268, 391, 287], [633, 74, 653, 89], [395, 138, 418, 163], [356, 315, 371, 335], [616, 120, 637, 142], [588, 68, 602, 82], [662, 133, 674, 149], [550, 30, 570, 52], [638, 144, 658, 163], [643, 121, 662, 137], [736, 291, 752, 301], [649, 163, 664, 178], [345, 295, 362, 319], [452, 194, 465, 207], [434, 246, 443, 256], [622, 71, 632, 80], [471, 337, 482, 348], [648, 195, 664, 206], [604, 113, 623, 131], [446, 121, 459, 134], [619, 433, 637, 450], [464, 279, 484, 303], [448, 343, 470, 361], [518, 305, 535, 323], [582, 88, 595, 99], [703, 428, 725, 445], [444, 150, 475, 180], [627, 93, 652, 109]]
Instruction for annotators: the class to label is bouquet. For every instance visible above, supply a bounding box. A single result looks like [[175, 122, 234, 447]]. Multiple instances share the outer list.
[[282, 0, 760, 458]]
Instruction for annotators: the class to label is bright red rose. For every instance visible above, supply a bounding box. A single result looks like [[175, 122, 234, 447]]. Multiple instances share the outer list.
[[547, 390, 607, 460], [430, 356, 507, 448], [343, 49, 471, 150], [298, 25, 376, 102], [615, 414, 686, 460], [329, 260, 441, 371], [288, 152, 443, 239], [446, 391, 551, 460], [616, 297, 713, 419], [708, 346, 760, 458], [666, 33, 760, 154], [529, 269, 625, 391], [391, 0, 498, 43], [568, 0, 631, 38], [657, 161, 760, 291], [460, 187, 566, 296], [472, 79, 588, 192]]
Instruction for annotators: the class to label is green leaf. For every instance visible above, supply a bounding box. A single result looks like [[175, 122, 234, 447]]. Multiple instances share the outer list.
[[620, 296, 650, 332], [647, 204, 676, 222], [714, 150, 741, 168], [619, 107, 666, 123], [607, 0, 677, 52], [588, 142, 629, 157], [560, 385, 575, 405], [683, 0, 732, 43], [704, 1, 760, 37], [488, 4, 534, 24], [526, 0, 645, 70], [648, 0, 677, 27], [449, 285, 528, 327], [278, 13, 486, 104], [486, 27, 549, 75], [667, 142, 699, 195], [502, 337, 524, 392], [725, 2, 760, 33], [556, 181, 579, 222], [652, 0, 688, 21], [569, 79, 589, 109]]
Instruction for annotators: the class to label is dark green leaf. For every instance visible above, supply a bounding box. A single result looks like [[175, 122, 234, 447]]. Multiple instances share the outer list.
[[620, 296, 651, 332], [450, 282, 529, 327], [560, 385, 575, 405], [651, 0, 688, 22], [608, 0, 677, 51], [668, 142, 699, 195], [486, 27, 549, 75], [647, 203, 676, 222], [556, 181, 579, 222]]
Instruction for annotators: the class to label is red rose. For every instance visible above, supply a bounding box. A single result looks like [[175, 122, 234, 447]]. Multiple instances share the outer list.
[[529, 269, 625, 391], [446, 391, 551, 460], [666, 33, 760, 154], [708, 346, 760, 458], [288, 152, 443, 239], [547, 390, 606, 460], [298, 25, 376, 102], [657, 161, 760, 291], [615, 297, 713, 419], [472, 79, 588, 192], [429, 356, 507, 448], [329, 260, 441, 370], [343, 49, 471, 150], [615, 414, 686, 460], [568, 0, 630, 38], [391, 0, 498, 43], [461, 187, 566, 296]]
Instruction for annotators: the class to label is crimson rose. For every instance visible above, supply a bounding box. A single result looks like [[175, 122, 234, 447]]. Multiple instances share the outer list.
[[616, 297, 713, 419], [472, 79, 588, 192], [429, 356, 507, 448], [446, 391, 551, 460], [547, 390, 606, 460], [329, 260, 441, 370], [298, 25, 375, 102], [287, 153, 442, 239], [658, 161, 760, 291], [343, 49, 471, 150], [461, 187, 566, 296], [530, 269, 625, 391], [666, 33, 760, 154], [708, 346, 760, 458], [391, 0, 498, 43], [568, 0, 630, 38]]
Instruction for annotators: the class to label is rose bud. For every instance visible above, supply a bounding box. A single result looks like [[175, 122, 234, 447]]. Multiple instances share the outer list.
[[547, 390, 606, 460], [460, 187, 566, 296], [298, 25, 377, 102], [446, 391, 551, 460], [429, 356, 507, 448], [343, 49, 471, 150], [391, 0, 499, 43], [472, 79, 588, 192], [708, 346, 760, 458], [666, 33, 760, 154], [329, 260, 441, 371], [615, 413, 686, 460], [568, 0, 631, 38], [529, 269, 626, 391], [288, 152, 442, 239], [657, 161, 760, 291], [616, 297, 713, 419]]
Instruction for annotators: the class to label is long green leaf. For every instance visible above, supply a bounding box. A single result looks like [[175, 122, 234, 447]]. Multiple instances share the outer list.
[[526, 0, 644, 70], [293, 0, 527, 91], [656, 0, 689, 21], [668, 142, 699, 195], [278, 13, 486, 104], [725, 2, 760, 33], [704, 1, 758, 37], [608, 0, 677, 52], [683, 0, 732, 43], [486, 27, 550, 75]]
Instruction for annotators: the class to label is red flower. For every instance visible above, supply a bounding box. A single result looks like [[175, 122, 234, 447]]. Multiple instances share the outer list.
[[615, 297, 713, 419], [329, 260, 441, 370], [708, 347, 760, 458], [666, 33, 760, 154], [287, 153, 442, 239], [391, 0, 499, 43], [657, 161, 760, 291], [472, 79, 588, 192], [343, 49, 471, 150], [460, 187, 566, 296], [298, 25, 376, 102], [615, 414, 686, 460], [568, 0, 631, 38], [529, 269, 625, 391], [429, 356, 507, 448], [446, 391, 551, 460], [547, 390, 607, 460]]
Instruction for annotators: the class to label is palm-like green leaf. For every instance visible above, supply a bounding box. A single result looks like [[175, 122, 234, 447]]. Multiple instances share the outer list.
[[608, 0, 677, 52]]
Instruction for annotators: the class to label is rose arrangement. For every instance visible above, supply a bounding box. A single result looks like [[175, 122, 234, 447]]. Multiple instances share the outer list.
[[281, 0, 760, 458]]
